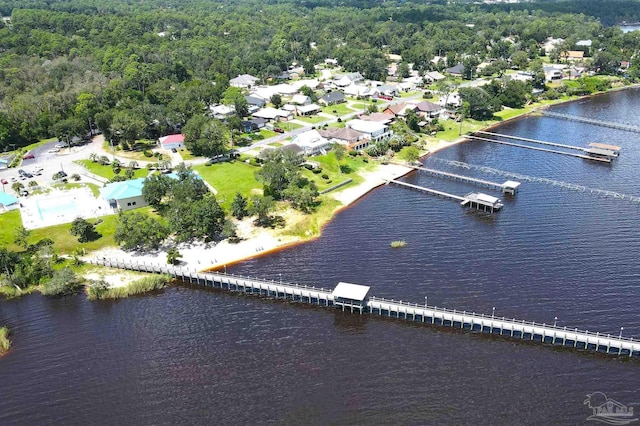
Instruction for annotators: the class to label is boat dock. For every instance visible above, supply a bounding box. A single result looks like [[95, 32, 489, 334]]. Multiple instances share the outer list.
[[539, 110, 640, 133], [476, 131, 586, 151], [87, 257, 640, 359], [410, 164, 521, 194], [468, 135, 612, 163], [387, 179, 504, 211]]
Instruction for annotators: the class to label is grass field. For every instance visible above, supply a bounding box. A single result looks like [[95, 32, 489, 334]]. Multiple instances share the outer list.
[[75, 160, 149, 180], [192, 161, 263, 207], [52, 182, 101, 197], [259, 129, 279, 138], [321, 103, 354, 116], [296, 115, 327, 124], [299, 152, 374, 192]]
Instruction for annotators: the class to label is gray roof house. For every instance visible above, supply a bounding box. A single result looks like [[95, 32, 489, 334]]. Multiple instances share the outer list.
[[319, 91, 346, 106], [245, 95, 266, 107], [445, 63, 465, 77]]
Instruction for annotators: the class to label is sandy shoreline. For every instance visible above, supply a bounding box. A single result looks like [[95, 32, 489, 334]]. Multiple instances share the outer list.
[[86, 137, 467, 276]]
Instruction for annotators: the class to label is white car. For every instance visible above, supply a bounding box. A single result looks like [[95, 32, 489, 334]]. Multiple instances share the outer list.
[[48, 147, 60, 153], [54, 143, 68, 149]]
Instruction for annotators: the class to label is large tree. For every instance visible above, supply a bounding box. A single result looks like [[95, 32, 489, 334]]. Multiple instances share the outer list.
[[182, 116, 230, 158], [114, 212, 169, 251]]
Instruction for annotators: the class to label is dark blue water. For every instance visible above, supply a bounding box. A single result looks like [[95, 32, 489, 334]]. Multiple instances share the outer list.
[[2, 89, 640, 424]]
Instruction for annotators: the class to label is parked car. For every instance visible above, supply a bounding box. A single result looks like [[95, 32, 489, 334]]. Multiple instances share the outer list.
[[54, 142, 68, 149], [22, 153, 35, 160], [19, 190, 29, 197], [274, 128, 285, 133], [0, 178, 7, 184], [171, 148, 178, 153], [48, 147, 60, 153]]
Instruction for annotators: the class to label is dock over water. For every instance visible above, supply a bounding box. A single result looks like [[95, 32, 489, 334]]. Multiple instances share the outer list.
[[387, 179, 504, 212], [539, 110, 640, 133], [88, 257, 640, 359], [468, 135, 612, 163], [409, 164, 520, 194]]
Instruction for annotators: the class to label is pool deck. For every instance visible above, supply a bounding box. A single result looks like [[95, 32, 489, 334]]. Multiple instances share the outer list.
[[20, 187, 112, 229]]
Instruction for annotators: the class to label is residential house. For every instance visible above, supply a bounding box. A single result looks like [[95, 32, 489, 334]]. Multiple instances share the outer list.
[[346, 119, 393, 149], [333, 72, 364, 87], [245, 95, 266, 108], [414, 101, 444, 120], [209, 104, 235, 120], [241, 118, 267, 133], [437, 92, 461, 108], [296, 104, 321, 116], [289, 130, 331, 156], [560, 51, 585, 62], [319, 91, 346, 106], [357, 112, 394, 125], [543, 65, 565, 82], [376, 84, 400, 98], [576, 39, 592, 48], [291, 79, 320, 90], [158, 134, 184, 150], [343, 83, 370, 97], [100, 178, 147, 211], [318, 127, 364, 148], [423, 71, 445, 83], [230, 74, 259, 88], [253, 107, 293, 121], [290, 94, 311, 105], [384, 102, 416, 118], [542, 37, 564, 55], [445, 63, 465, 77]]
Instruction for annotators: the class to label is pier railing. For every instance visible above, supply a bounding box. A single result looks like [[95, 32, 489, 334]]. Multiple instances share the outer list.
[[367, 296, 636, 346], [88, 256, 639, 356]]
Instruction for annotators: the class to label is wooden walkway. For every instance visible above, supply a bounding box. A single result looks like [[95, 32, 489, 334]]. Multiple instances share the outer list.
[[476, 131, 587, 152], [387, 179, 466, 201], [87, 257, 640, 358], [410, 165, 505, 192], [468, 135, 611, 163], [540, 110, 640, 133]]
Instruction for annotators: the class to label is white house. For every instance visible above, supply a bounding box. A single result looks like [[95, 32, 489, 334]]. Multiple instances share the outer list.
[[158, 134, 184, 150], [230, 74, 259, 88], [346, 119, 393, 149], [289, 130, 331, 156], [209, 104, 235, 120], [253, 107, 293, 121]]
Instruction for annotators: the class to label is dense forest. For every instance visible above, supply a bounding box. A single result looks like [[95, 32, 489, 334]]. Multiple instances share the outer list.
[[1, 0, 640, 150]]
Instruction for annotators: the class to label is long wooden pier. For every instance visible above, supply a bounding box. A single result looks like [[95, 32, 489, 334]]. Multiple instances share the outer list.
[[540, 110, 640, 133], [476, 131, 587, 152], [468, 135, 611, 163], [410, 165, 519, 193], [87, 257, 640, 358], [387, 179, 465, 201]]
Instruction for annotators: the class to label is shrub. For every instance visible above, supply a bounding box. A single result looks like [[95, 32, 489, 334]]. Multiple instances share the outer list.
[[40, 268, 83, 297], [71, 174, 81, 181], [87, 275, 170, 300], [143, 150, 153, 157], [312, 168, 322, 174], [348, 150, 358, 157], [321, 173, 329, 179]]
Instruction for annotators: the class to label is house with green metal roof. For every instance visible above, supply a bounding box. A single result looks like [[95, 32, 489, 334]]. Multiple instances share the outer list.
[[0, 191, 19, 211], [99, 178, 147, 211]]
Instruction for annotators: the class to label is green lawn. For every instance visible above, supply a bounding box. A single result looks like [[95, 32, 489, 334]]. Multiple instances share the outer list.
[[192, 161, 263, 207], [321, 103, 353, 116], [102, 139, 159, 162], [400, 91, 421, 98], [0, 208, 135, 255], [296, 115, 327, 124], [53, 182, 101, 197], [178, 148, 201, 161], [278, 121, 304, 131], [299, 152, 374, 192], [75, 160, 149, 180], [259, 129, 278, 138]]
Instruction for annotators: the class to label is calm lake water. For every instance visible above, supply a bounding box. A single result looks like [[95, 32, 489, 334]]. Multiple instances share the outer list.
[[2, 89, 640, 424]]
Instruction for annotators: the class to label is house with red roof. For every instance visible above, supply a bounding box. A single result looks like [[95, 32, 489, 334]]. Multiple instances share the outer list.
[[159, 134, 185, 150]]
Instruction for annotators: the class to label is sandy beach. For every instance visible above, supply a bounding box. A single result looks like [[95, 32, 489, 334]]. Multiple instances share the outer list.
[[86, 138, 467, 276]]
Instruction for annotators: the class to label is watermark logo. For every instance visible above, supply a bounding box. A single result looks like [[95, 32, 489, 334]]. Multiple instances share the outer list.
[[584, 392, 638, 425]]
